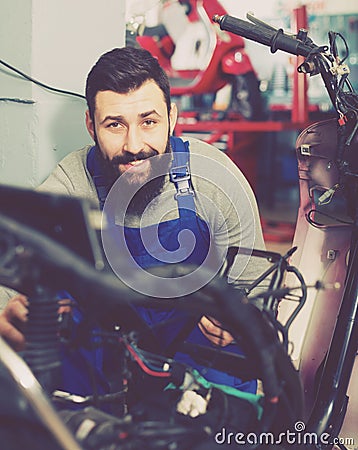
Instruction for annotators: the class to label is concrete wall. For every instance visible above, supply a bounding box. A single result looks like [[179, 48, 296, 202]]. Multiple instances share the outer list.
[[0, 0, 125, 188]]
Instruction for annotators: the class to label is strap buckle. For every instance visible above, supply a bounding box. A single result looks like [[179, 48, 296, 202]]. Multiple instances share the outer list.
[[170, 164, 194, 197]]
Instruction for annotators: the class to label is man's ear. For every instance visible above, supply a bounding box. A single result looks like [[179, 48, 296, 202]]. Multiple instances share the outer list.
[[85, 110, 95, 141], [169, 102, 178, 135]]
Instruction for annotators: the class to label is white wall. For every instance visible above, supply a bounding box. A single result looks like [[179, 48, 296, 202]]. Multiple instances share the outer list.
[[0, 0, 125, 188]]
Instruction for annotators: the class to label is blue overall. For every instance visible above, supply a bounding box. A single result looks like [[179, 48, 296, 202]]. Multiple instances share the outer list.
[[61, 137, 256, 395]]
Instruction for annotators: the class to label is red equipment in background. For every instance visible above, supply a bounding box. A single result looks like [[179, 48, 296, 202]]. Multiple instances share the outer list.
[[129, 0, 263, 120], [127, 2, 309, 244]]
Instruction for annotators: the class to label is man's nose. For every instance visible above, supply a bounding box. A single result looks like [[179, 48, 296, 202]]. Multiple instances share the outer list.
[[124, 128, 144, 155]]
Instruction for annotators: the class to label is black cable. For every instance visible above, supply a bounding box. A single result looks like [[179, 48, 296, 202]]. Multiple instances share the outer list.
[[0, 59, 86, 100], [306, 209, 354, 228], [0, 211, 303, 440], [282, 265, 307, 332], [329, 32, 349, 65]]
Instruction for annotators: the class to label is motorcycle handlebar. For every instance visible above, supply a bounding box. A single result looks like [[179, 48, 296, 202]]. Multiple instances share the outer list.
[[212, 14, 318, 57]]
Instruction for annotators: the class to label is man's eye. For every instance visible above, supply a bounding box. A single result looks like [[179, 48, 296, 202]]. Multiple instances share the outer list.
[[108, 122, 120, 128], [143, 119, 156, 126]]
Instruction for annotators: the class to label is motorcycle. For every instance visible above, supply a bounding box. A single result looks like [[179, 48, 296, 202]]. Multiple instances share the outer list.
[[0, 186, 304, 449], [126, 0, 264, 120], [213, 11, 358, 448]]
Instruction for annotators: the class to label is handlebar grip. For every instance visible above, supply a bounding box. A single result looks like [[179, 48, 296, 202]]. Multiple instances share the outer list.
[[213, 14, 316, 57]]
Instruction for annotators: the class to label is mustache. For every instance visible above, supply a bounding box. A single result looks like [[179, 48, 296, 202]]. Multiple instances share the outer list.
[[111, 149, 158, 166]]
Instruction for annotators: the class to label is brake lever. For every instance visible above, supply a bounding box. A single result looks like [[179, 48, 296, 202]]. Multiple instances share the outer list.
[[246, 11, 278, 32]]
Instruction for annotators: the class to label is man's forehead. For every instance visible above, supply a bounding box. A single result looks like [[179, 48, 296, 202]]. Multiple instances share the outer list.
[[96, 81, 164, 102], [94, 84, 167, 117]]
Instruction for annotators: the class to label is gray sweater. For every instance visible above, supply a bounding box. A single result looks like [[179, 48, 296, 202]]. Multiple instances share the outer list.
[[0, 137, 268, 308]]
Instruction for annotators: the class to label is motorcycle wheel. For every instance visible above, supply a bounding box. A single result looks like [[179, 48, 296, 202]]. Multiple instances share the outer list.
[[230, 71, 264, 121]]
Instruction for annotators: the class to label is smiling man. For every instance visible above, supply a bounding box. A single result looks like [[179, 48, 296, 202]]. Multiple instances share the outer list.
[[0, 47, 269, 396], [85, 80, 175, 213]]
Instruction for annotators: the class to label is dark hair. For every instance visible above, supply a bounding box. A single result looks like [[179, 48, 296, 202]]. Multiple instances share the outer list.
[[85, 47, 171, 120]]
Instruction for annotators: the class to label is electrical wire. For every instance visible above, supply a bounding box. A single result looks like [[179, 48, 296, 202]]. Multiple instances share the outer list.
[[329, 31, 349, 65], [0, 58, 86, 100], [123, 339, 171, 378], [306, 209, 354, 228], [0, 210, 304, 442]]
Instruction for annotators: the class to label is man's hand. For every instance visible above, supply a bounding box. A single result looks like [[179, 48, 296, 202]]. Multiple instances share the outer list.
[[0, 295, 28, 352], [198, 315, 234, 347]]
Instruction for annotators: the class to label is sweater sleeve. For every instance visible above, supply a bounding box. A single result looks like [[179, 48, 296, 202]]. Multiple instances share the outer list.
[[0, 287, 19, 312], [0, 146, 98, 309], [37, 146, 98, 204], [38, 164, 76, 195]]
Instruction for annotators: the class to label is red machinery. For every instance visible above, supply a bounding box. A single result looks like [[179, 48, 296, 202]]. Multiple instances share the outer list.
[[130, 0, 263, 120], [128, 2, 311, 242]]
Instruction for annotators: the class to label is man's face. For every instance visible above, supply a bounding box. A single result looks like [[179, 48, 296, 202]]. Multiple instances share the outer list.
[[86, 80, 177, 188]]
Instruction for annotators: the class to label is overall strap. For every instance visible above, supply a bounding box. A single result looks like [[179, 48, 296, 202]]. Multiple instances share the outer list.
[[88, 139, 196, 213], [169, 136, 196, 212], [87, 146, 108, 210]]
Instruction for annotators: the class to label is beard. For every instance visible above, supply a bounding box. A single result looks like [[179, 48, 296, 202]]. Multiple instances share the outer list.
[[95, 135, 172, 215]]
